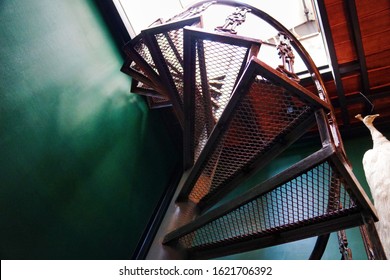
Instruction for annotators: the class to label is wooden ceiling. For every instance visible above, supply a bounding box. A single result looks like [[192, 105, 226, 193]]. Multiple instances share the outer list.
[[313, 0, 390, 138]]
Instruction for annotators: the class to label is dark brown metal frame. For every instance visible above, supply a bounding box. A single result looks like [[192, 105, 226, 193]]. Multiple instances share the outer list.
[[182, 26, 263, 170], [141, 16, 204, 127], [164, 143, 377, 259], [121, 58, 156, 92], [344, 0, 372, 114], [309, 233, 331, 259], [121, 0, 386, 260], [121, 58, 165, 99], [129, 79, 162, 98], [121, 58, 172, 108], [132, 162, 183, 260], [359, 219, 388, 260], [315, 0, 373, 126], [122, 34, 165, 93], [129, 79, 172, 109], [185, 0, 349, 160], [314, 0, 350, 130], [146, 96, 172, 109], [178, 57, 331, 210]]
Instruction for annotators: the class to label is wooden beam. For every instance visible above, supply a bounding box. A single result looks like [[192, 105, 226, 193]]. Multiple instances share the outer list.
[[315, 0, 350, 128]]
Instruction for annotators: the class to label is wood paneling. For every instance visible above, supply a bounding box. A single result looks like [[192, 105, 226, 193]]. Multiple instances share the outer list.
[[334, 41, 357, 63], [365, 49, 390, 70], [362, 32, 390, 56], [358, 9, 390, 37], [368, 66, 390, 89], [307, 0, 390, 137], [325, 2, 348, 26], [355, 0, 390, 18]]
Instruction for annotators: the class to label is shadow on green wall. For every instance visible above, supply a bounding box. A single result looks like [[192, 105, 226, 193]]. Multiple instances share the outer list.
[[0, 0, 178, 259]]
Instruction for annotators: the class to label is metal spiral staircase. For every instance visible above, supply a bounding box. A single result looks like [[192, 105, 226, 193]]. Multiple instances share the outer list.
[[121, 1, 386, 260]]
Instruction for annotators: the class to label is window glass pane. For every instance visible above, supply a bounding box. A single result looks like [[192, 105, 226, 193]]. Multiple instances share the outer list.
[[114, 0, 329, 72]]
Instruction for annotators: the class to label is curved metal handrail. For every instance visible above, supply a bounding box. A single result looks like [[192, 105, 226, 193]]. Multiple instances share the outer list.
[[178, 0, 346, 260], [182, 0, 346, 156]]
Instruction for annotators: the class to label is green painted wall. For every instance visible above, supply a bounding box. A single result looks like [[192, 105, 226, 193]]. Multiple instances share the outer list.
[[0, 0, 386, 261], [0, 0, 178, 259]]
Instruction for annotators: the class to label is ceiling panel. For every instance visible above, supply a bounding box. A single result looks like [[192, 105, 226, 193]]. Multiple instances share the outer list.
[[317, 0, 390, 137]]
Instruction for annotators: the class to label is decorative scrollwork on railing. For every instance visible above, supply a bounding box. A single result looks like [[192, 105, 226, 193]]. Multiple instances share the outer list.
[[337, 230, 353, 260], [215, 7, 251, 34], [276, 32, 300, 82]]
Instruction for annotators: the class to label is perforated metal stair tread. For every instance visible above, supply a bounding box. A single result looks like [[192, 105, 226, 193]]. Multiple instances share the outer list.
[[122, 33, 164, 92], [183, 26, 263, 169], [178, 57, 331, 210], [121, 0, 385, 260], [141, 16, 203, 125], [164, 144, 377, 259], [121, 32, 172, 109]]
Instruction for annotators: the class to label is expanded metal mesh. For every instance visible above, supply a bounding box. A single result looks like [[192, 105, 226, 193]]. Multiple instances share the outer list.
[[122, 39, 163, 95], [154, 28, 186, 105], [188, 77, 314, 204], [178, 161, 359, 251], [132, 37, 160, 77], [192, 38, 254, 163]]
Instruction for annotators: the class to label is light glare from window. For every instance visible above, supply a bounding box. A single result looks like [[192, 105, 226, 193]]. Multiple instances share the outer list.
[[114, 0, 329, 72]]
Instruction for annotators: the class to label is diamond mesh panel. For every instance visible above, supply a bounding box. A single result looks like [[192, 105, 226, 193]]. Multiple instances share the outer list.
[[188, 77, 314, 204], [123, 38, 162, 93], [178, 161, 359, 251], [154, 28, 186, 105], [133, 37, 160, 76], [192, 39, 253, 163]]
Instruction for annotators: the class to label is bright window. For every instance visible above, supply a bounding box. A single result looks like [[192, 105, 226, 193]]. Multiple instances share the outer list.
[[113, 0, 329, 73]]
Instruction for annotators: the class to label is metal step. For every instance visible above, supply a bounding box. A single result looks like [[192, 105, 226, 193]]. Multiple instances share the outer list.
[[183, 26, 262, 169], [178, 57, 330, 210], [122, 0, 385, 260], [164, 144, 377, 259], [142, 16, 203, 126]]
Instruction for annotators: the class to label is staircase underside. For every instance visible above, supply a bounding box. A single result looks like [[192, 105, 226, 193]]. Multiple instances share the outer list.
[[121, 0, 386, 260]]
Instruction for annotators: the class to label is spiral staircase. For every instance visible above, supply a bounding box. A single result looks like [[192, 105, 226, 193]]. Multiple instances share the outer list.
[[120, 1, 386, 260]]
